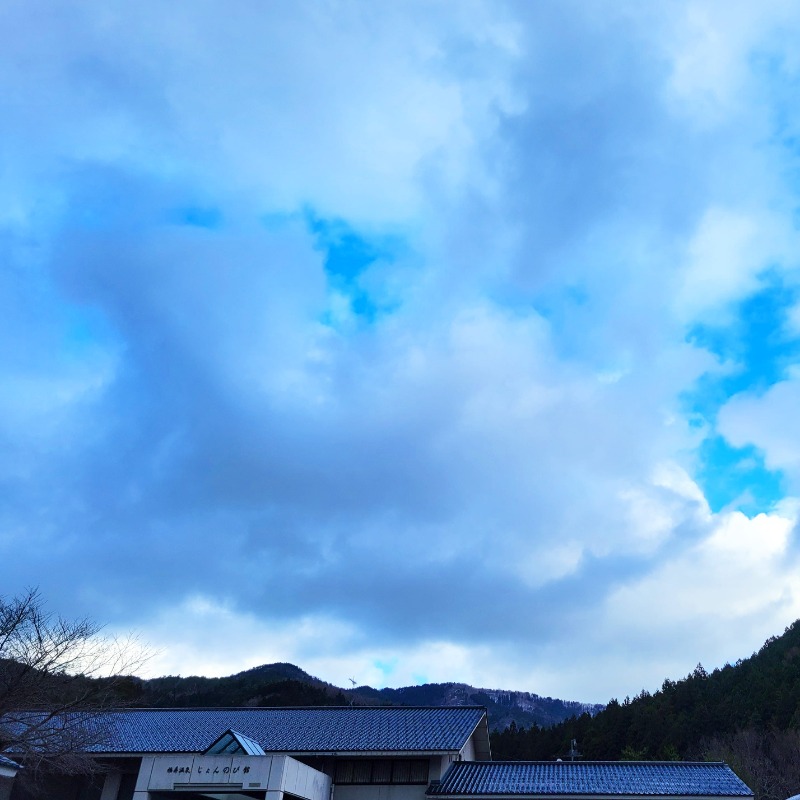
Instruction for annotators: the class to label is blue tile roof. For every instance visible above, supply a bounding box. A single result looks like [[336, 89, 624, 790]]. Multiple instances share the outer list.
[[427, 762, 753, 797], [50, 706, 486, 755]]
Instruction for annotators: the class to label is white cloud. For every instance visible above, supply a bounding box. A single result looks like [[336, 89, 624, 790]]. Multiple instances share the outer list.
[[0, 0, 521, 227], [719, 374, 800, 482], [136, 593, 520, 693], [608, 509, 797, 628], [138, 595, 363, 680], [599, 499, 800, 692], [675, 207, 799, 323]]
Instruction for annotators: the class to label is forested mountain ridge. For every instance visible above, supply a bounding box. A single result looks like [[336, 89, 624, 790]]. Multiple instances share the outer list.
[[114, 663, 601, 731], [123, 662, 348, 709], [491, 620, 800, 800], [353, 682, 601, 730]]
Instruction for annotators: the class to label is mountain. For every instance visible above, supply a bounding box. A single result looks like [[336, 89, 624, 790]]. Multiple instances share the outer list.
[[130, 663, 348, 709], [118, 665, 600, 731], [351, 682, 602, 730]]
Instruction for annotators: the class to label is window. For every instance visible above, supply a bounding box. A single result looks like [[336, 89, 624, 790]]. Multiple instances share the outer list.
[[393, 761, 410, 783], [372, 761, 392, 784], [332, 759, 429, 785], [335, 761, 354, 783], [409, 761, 429, 783], [351, 761, 372, 784]]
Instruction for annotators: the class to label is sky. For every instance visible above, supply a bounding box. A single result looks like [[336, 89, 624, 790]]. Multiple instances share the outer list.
[[3, 0, 800, 705]]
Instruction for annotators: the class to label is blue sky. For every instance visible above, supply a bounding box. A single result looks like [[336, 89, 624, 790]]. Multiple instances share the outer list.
[[3, 0, 800, 702]]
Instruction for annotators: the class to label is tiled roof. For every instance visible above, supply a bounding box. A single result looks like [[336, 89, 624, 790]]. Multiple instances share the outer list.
[[40, 706, 486, 755], [427, 762, 753, 797]]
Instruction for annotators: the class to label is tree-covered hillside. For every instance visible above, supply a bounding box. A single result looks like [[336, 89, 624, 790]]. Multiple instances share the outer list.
[[491, 621, 800, 800], [118, 663, 349, 708]]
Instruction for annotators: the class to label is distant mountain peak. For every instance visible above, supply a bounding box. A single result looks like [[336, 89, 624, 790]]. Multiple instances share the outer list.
[[234, 663, 319, 683]]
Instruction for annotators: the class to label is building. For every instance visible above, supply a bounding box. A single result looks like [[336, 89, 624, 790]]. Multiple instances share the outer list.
[[1, 707, 752, 800], [6, 706, 489, 800]]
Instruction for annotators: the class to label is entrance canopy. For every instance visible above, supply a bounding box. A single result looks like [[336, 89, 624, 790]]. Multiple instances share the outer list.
[[134, 753, 331, 800]]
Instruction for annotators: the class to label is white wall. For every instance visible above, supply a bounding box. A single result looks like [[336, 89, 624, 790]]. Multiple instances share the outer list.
[[334, 783, 429, 800], [460, 737, 476, 762]]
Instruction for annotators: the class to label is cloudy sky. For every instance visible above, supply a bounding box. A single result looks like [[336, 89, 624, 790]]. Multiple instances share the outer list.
[[4, 0, 800, 704]]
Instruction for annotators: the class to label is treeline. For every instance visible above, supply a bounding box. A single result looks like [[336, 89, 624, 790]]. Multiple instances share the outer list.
[[490, 621, 800, 800], [110, 663, 349, 708]]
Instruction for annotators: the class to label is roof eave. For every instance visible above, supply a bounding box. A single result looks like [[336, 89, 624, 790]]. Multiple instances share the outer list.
[[427, 794, 755, 799]]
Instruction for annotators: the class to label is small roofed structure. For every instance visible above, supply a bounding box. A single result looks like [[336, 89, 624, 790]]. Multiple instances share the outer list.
[[205, 728, 268, 756], [0, 755, 20, 778], [427, 761, 753, 800]]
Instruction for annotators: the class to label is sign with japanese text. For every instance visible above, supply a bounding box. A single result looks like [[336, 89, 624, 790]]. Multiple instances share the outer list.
[[148, 754, 273, 788]]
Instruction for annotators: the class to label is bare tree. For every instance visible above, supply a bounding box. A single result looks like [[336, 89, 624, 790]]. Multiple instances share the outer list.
[[0, 588, 147, 780], [702, 728, 800, 800]]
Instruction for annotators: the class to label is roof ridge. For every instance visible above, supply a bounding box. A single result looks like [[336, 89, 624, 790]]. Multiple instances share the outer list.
[[103, 705, 488, 712], [33, 705, 488, 755], [458, 761, 731, 766]]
